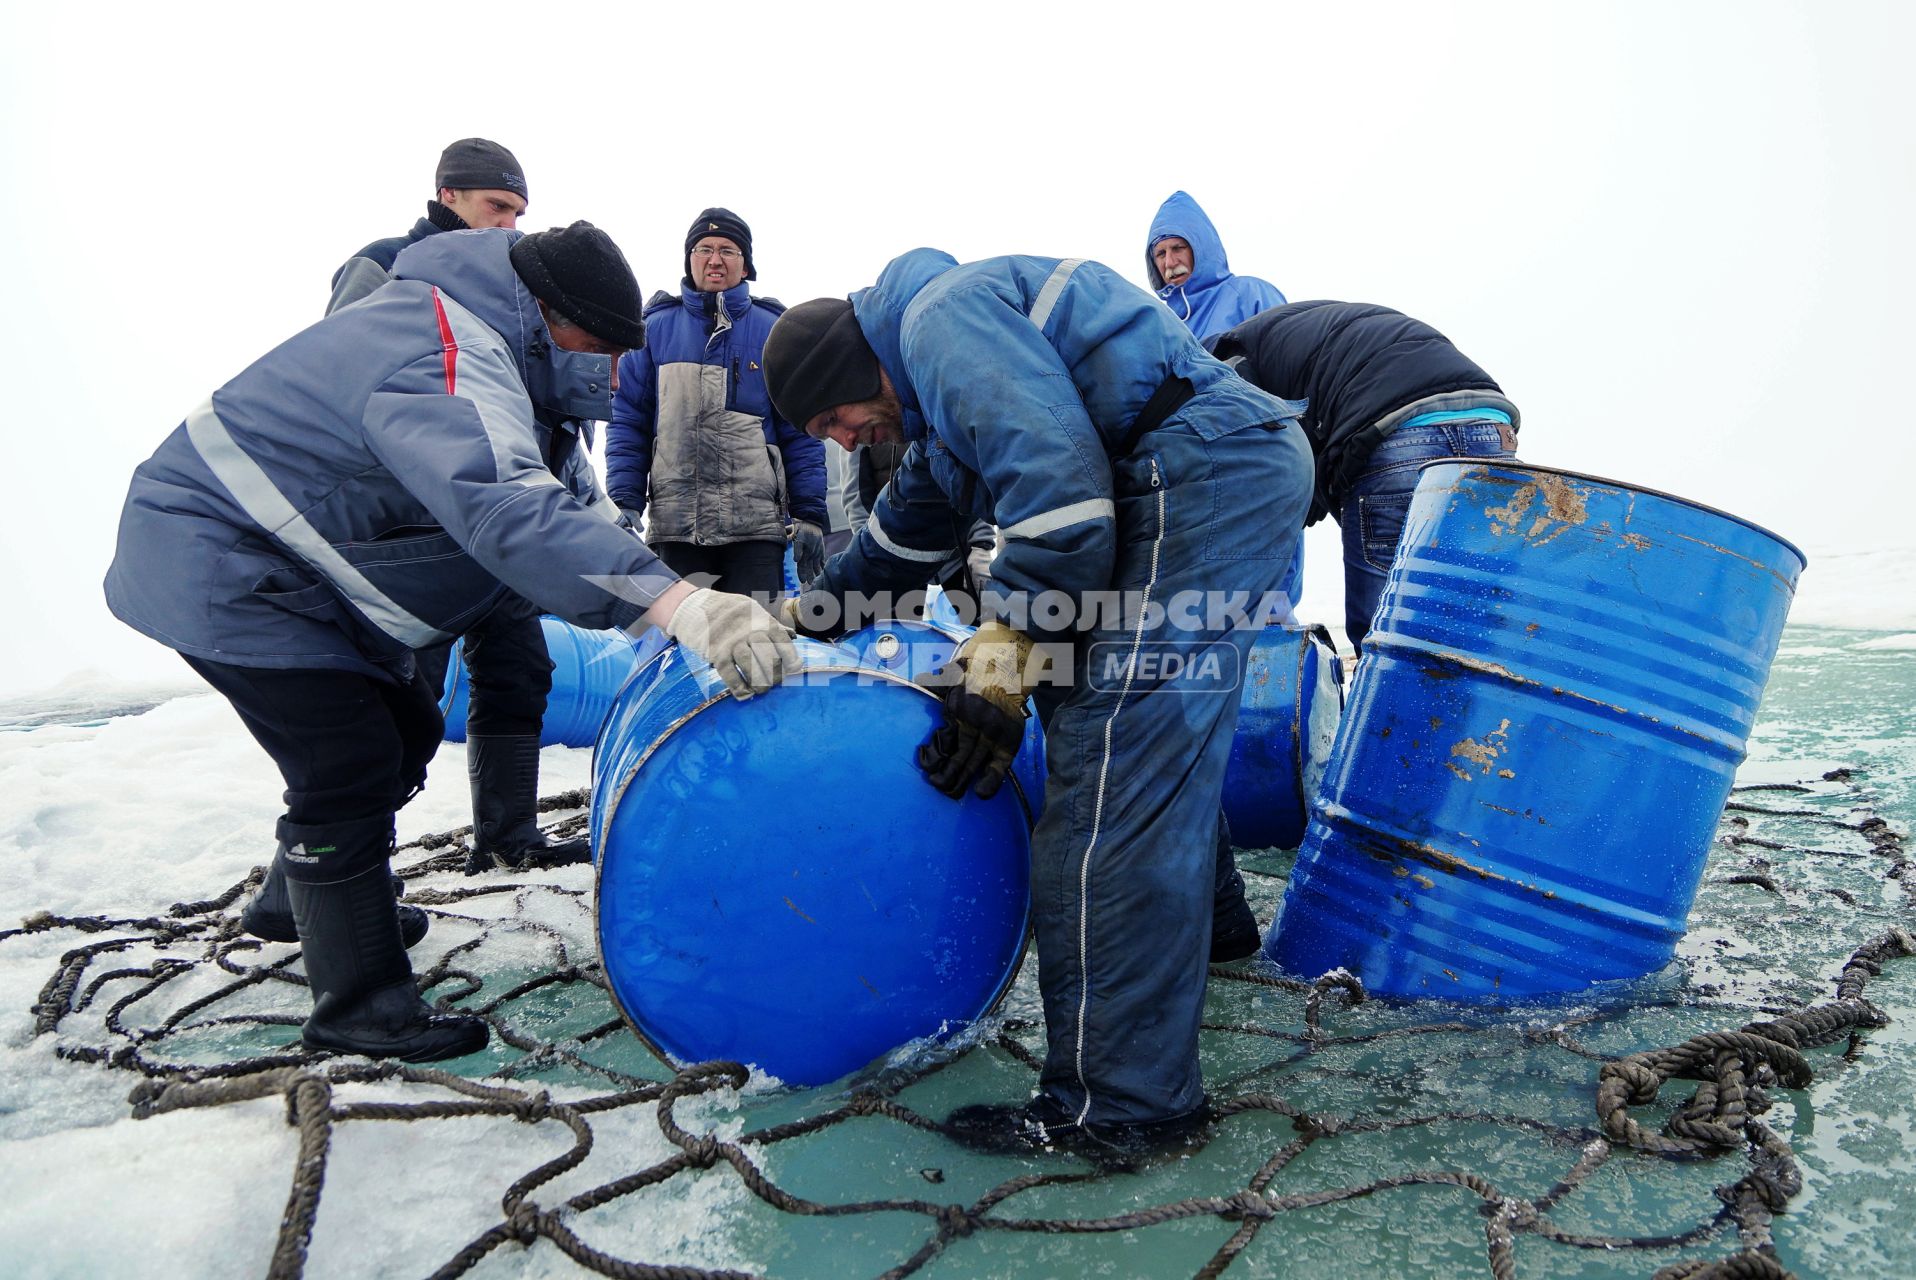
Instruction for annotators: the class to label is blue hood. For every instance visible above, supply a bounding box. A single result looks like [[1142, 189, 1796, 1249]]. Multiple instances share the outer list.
[[850, 246, 960, 436], [1146, 191, 1231, 293]]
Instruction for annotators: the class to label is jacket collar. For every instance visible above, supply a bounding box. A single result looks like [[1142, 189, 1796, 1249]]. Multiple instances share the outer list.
[[679, 277, 754, 322]]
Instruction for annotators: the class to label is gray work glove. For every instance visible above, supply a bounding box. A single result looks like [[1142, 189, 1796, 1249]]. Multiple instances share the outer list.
[[665, 587, 799, 699], [965, 543, 995, 594], [791, 519, 826, 585]]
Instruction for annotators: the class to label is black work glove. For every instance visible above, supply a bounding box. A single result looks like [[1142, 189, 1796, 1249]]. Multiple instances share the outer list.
[[913, 621, 1034, 800]]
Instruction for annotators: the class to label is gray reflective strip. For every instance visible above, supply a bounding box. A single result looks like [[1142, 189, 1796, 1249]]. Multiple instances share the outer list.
[[184, 398, 450, 648], [1000, 497, 1115, 542], [865, 510, 953, 563], [436, 291, 553, 485], [1028, 257, 1087, 332]]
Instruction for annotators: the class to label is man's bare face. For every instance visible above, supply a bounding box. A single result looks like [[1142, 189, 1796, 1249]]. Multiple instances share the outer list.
[[690, 236, 748, 292], [1153, 236, 1194, 288], [439, 187, 527, 229], [804, 387, 904, 451]]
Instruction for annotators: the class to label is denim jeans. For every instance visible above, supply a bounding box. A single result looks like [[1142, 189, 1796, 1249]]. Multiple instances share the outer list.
[[1336, 418, 1516, 652]]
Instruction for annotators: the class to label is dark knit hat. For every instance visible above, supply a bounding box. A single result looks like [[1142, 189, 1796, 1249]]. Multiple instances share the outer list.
[[509, 222, 646, 350], [435, 137, 529, 202], [763, 298, 881, 428], [683, 207, 755, 282]]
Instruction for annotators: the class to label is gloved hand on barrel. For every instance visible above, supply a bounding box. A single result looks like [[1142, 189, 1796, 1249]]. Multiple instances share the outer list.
[[779, 590, 846, 641], [791, 519, 827, 585], [663, 587, 798, 699], [916, 619, 1035, 800]]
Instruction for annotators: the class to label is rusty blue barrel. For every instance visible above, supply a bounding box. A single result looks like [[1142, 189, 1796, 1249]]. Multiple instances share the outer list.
[[440, 618, 664, 748], [589, 639, 1032, 1085], [836, 618, 1047, 821], [1222, 624, 1345, 850], [1267, 462, 1805, 999]]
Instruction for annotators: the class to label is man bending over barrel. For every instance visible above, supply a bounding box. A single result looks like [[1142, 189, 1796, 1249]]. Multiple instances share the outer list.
[[762, 250, 1313, 1160]]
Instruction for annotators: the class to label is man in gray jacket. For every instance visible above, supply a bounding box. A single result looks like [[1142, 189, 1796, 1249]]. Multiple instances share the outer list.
[[105, 223, 796, 1062], [325, 140, 607, 880]]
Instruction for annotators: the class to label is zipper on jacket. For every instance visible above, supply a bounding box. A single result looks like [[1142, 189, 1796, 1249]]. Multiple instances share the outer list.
[[1150, 458, 1163, 490], [730, 356, 740, 410]]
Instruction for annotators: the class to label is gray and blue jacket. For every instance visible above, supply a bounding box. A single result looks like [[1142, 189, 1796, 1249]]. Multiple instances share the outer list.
[[1145, 191, 1287, 340], [606, 280, 826, 543], [104, 229, 672, 680], [815, 249, 1298, 639]]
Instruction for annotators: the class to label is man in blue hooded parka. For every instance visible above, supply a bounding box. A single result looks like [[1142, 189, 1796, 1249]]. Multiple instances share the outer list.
[[1145, 191, 1287, 341], [762, 250, 1314, 1159], [105, 224, 797, 1062]]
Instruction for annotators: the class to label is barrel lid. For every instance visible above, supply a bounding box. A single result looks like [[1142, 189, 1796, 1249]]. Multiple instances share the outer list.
[[1416, 458, 1808, 571]]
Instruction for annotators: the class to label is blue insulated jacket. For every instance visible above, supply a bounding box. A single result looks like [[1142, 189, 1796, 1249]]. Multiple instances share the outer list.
[[1145, 191, 1286, 340], [606, 280, 827, 542], [326, 205, 457, 316], [104, 229, 670, 680], [816, 249, 1303, 638]]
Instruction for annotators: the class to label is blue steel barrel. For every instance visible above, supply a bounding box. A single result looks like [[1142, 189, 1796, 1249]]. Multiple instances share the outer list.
[[1267, 462, 1805, 999], [440, 618, 665, 748], [1222, 625, 1345, 850], [836, 619, 1047, 822], [590, 639, 1032, 1086]]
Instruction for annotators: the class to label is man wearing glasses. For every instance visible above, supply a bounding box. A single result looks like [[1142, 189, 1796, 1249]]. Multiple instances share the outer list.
[[606, 209, 828, 598]]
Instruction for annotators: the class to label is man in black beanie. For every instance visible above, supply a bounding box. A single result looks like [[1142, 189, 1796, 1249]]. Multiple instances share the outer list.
[[763, 250, 1312, 1163], [604, 207, 828, 597], [109, 222, 796, 1062], [327, 137, 530, 314]]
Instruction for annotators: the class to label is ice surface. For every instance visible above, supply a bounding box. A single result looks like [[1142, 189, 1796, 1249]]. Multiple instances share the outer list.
[[0, 621, 1910, 1278]]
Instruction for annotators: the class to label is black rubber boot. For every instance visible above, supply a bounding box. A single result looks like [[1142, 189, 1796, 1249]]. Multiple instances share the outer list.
[[242, 839, 428, 949], [285, 818, 488, 1063], [944, 1094, 1215, 1170], [466, 734, 590, 873], [1211, 814, 1261, 963]]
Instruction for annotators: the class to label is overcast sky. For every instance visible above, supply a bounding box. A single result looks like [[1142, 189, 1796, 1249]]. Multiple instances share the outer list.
[[1, 1, 1910, 696]]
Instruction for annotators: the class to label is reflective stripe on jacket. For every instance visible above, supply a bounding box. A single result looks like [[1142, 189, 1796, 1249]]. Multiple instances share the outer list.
[[105, 229, 669, 679]]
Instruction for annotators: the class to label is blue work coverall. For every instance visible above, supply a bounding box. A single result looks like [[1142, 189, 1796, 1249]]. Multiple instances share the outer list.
[[814, 250, 1314, 1126]]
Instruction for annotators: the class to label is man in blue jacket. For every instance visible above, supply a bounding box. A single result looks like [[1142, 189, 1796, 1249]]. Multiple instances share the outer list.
[[1145, 191, 1287, 341], [105, 224, 797, 1062], [328, 137, 530, 314], [606, 209, 828, 595], [1210, 301, 1519, 651], [763, 251, 1314, 1160]]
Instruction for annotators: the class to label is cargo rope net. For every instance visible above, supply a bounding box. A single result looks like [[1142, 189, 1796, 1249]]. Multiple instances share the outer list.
[[6, 772, 1911, 1280]]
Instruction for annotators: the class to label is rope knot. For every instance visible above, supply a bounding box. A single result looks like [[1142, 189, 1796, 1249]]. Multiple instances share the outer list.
[[682, 1135, 722, 1167], [934, 1204, 976, 1237], [1224, 1189, 1276, 1221], [508, 1203, 542, 1245], [512, 1090, 552, 1124]]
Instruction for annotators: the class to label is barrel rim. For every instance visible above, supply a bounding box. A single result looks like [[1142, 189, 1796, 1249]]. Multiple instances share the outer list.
[[1415, 458, 1807, 569], [592, 657, 1035, 1084]]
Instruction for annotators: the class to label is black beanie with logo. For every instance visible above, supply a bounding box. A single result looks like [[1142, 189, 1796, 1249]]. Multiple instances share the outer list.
[[434, 137, 529, 203], [683, 207, 756, 283]]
